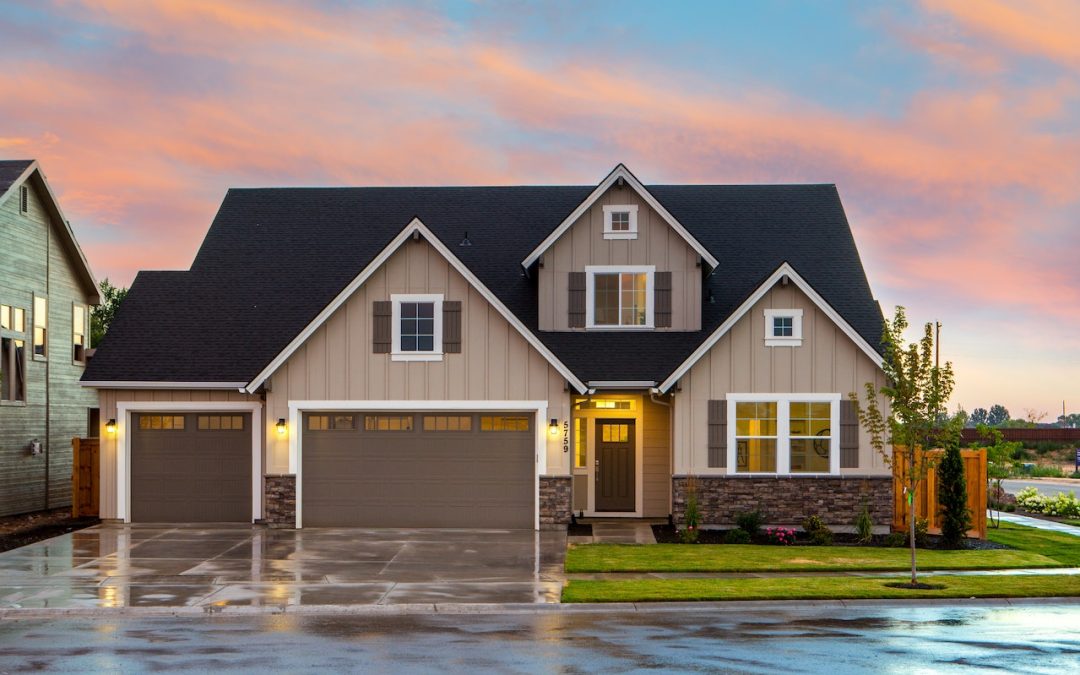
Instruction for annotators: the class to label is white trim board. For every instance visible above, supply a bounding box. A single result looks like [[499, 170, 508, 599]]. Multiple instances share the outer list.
[[244, 218, 588, 395], [521, 164, 719, 269], [658, 263, 885, 393], [82, 381, 249, 390], [113, 401, 263, 524], [286, 400, 550, 530]]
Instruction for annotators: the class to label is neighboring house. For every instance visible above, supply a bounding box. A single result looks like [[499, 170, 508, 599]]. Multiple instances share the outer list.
[[83, 164, 890, 530], [0, 160, 101, 517]]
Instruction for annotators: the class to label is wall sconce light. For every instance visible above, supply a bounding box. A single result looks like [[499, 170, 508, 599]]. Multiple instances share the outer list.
[[276, 418, 288, 436], [549, 418, 559, 437], [105, 419, 117, 435]]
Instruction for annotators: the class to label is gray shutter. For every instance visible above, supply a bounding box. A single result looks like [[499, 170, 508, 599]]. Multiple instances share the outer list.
[[568, 272, 586, 328], [372, 301, 392, 354], [840, 399, 860, 468], [654, 271, 672, 328], [708, 399, 727, 468], [443, 301, 462, 353]]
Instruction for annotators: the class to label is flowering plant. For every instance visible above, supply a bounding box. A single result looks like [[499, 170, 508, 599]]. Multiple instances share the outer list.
[[765, 527, 796, 545], [1015, 486, 1080, 518]]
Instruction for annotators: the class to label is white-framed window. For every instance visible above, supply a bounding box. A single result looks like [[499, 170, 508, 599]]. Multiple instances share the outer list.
[[585, 265, 654, 329], [764, 309, 803, 347], [727, 393, 840, 475], [602, 204, 638, 240], [72, 303, 87, 363], [33, 296, 47, 359], [391, 293, 442, 361], [1, 303, 27, 403]]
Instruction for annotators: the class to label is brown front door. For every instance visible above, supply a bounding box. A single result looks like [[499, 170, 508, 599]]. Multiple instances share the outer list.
[[595, 419, 635, 512]]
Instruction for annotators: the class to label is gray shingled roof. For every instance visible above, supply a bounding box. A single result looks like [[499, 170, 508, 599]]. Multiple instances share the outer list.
[[0, 160, 34, 196], [83, 183, 883, 385]]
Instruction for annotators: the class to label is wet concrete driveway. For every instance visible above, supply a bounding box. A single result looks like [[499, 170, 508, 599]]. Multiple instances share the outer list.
[[0, 525, 566, 610]]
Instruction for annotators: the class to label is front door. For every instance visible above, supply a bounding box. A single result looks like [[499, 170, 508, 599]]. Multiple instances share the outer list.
[[595, 419, 635, 512]]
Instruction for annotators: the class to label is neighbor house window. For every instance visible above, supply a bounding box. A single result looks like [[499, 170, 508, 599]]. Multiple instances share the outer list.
[[602, 204, 638, 239], [1, 304, 27, 403], [586, 266, 654, 328], [764, 309, 803, 347], [33, 296, 47, 358], [72, 304, 87, 362], [391, 294, 442, 361], [728, 395, 840, 474]]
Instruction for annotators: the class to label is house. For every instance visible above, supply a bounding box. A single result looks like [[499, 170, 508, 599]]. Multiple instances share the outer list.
[[0, 160, 101, 517], [82, 164, 890, 530]]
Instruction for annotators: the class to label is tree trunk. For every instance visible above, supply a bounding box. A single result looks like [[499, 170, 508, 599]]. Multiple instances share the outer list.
[[909, 480, 918, 585]]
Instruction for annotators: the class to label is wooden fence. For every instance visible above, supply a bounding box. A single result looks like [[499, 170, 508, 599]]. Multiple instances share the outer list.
[[72, 437, 99, 518], [960, 428, 1080, 444], [892, 447, 987, 539]]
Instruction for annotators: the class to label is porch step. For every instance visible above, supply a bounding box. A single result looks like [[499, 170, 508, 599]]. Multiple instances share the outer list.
[[580, 521, 657, 545]]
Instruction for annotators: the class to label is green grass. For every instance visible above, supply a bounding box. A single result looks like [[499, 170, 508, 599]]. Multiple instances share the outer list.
[[561, 574, 1080, 603], [986, 521, 1080, 566], [565, 542, 1060, 574], [1064, 520, 1080, 528]]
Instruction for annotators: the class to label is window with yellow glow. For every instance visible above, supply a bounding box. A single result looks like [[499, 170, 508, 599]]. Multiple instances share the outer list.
[[789, 402, 831, 472], [574, 418, 587, 468], [735, 402, 777, 472]]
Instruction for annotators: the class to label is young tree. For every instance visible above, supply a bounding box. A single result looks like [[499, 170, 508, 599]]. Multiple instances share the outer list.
[[987, 404, 1010, 427], [937, 438, 971, 549], [973, 424, 1020, 529], [854, 306, 962, 586], [90, 278, 128, 347]]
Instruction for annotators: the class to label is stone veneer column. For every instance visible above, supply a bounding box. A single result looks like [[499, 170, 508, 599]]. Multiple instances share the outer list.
[[539, 476, 572, 530], [263, 474, 296, 528]]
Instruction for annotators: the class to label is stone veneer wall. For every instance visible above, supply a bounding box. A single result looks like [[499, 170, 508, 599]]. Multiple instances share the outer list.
[[672, 476, 892, 528], [539, 476, 572, 530], [263, 474, 296, 528]]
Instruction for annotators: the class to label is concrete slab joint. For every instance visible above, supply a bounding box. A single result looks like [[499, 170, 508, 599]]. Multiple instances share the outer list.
[[264, 474, 297, 528]]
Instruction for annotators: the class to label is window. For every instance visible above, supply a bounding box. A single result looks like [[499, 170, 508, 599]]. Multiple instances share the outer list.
[[574, 398, 634, 411], [764, 309, 803, 347], [728, 395, 839, 474], [480, 415, 530, 432], [1, 304, 27, 403], [423, 415, 473, 431], [197, 415, 245, 431], [391, 294, 442, 361], [139, 415, 185, 430], [585, 266, 654, 328], [601, 423, 630, 443], [72, 304, 87, 362], [308, 414, 356, 431], [364, 415, 414, 431], [603, 204, 638, 239], [33, 296, 46, 358], [574, 418, 587, 468], [1, 305, 25, 332]]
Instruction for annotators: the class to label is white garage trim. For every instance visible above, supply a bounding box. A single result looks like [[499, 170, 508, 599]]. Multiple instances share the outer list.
[[288, 400, 549, 530], [114, 401, 263, 524]]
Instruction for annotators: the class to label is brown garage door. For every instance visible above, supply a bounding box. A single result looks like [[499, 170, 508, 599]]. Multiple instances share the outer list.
[[130, 412, 252, 522], [302, 412, 534, 528]]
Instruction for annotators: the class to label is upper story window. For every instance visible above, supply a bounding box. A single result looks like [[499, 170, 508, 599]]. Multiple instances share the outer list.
[[1, 303, 27, 403], [603, 205, 638, 240], [585, 266, 654, 329], [391, 294, 442, 361], [72, 304, 87, 363], [764, 309, 803, 347], [33, 296, 47, 359]]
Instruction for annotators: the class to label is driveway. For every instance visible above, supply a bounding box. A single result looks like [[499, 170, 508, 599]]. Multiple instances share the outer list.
[[0, 525, 566, 610]]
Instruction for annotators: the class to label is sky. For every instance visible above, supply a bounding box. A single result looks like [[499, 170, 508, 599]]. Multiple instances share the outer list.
[[1, 0, 1077, 418]]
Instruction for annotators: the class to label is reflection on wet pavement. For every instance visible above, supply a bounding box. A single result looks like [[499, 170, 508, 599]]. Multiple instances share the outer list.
[[0, 525, 566, 609]]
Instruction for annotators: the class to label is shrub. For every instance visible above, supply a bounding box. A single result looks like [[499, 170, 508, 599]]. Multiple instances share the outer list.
[[801, 515, 826, 533], [724, 528, 751, 545], [1014, 486, 1080, 518], [810, 528, 834, 546], [802, 514, 833, 546], [937, 441, 971, 549], [735, 510, 765, 537], [1028, 465, 1066, 478], [854, 503, 874, 545], [681, 482, 700, 544], [765, 527, 796, 545], [885, 532, 907, 548]]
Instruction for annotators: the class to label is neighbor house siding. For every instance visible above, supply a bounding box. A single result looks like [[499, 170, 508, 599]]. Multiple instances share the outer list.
[[672, 282, 888, 476], [537, 183, 701, 331], [264, 236, 571, 476], [0, 178, 98, 516]]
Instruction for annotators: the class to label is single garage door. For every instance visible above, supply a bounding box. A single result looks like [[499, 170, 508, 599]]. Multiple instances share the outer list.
[[302, 412, 534, 528], [130, 412, 252, 522]]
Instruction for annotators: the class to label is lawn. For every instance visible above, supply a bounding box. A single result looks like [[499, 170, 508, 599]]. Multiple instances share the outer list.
[[561, 574, 1080, 603], [986, 521, 1080, 566]]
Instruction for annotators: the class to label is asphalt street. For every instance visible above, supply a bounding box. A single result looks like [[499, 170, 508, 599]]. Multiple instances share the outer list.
[[1, 602, 1078, 673], [1002, 479, 1080, 498]]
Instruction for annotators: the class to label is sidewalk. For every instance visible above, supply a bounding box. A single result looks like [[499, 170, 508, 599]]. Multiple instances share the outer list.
[[996, 512, 1080, 537]]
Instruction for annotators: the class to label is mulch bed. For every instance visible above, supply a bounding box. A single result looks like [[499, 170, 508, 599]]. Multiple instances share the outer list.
[[651, 524, 1009, 550], [0, 508, 99, 553]]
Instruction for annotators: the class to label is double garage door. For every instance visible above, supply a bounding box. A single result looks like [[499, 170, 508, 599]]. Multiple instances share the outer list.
[[302, 411, 535, 529]]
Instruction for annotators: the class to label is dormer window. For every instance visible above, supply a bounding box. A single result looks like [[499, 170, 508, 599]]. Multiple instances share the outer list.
[[764, 309, 803, 347], [603, 205, 638, 240], [586, 266, 654, 329], [391, 294, 443, 361]]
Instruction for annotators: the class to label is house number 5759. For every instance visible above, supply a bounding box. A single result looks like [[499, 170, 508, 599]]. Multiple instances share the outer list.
[[562, 420, 570, 453]]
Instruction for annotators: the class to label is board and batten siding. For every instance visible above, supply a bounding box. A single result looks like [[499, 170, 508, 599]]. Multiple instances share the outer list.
[[264, 236, 571, 476], [642, 393, 673, 517], [672, 282, 888, 476], [537, 183, 701, 331], [0, 178, 99, 517], [95, 388, 262, 520]]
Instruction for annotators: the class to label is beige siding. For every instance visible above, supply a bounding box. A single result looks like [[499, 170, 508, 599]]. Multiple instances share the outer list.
[[673, 282, 889, 476], [642, 394, 672, 517], [264, 237, 570, 475], [538, 183, 701, 331]]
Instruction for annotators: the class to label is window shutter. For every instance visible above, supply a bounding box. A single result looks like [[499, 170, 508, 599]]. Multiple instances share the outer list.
[[568, 272, 586, 328], [443, 301, 462, 353], [707, 399, 727, 468], [655, 271, 672, 328], [840, 399, 860, 468], [372, 301, 392, 354]]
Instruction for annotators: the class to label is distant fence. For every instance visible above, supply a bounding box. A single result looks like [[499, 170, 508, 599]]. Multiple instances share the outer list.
[[72, 437, 99, 518], [960, 428, 1080, 444], [893, 447, 987, 539]]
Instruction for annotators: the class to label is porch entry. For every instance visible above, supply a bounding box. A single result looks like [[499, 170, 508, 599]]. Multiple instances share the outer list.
[[595, 419, 636, 512]]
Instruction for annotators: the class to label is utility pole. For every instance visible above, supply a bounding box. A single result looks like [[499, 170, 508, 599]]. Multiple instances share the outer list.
[[935, 321, 941, 370]]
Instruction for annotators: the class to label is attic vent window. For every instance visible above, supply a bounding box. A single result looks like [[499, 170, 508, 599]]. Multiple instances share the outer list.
[[764, 309, 803, 347], [602, 205, 638, 240], [19, 186, 28, 214]]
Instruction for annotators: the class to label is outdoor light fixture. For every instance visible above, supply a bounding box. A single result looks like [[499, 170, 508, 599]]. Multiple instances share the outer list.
[[276, 418, 288, 436], [549, 418, 559, 436], [105, 419, 117, 435]]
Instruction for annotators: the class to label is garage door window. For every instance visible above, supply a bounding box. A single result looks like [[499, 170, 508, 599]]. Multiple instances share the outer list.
[[308, 414, 357, 431], [480, 415, 530, 432], [364, 415, 414, 431], [198, 415, 245, 430], [423, 415, 472, 431], [139, 415, 185, 430]]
